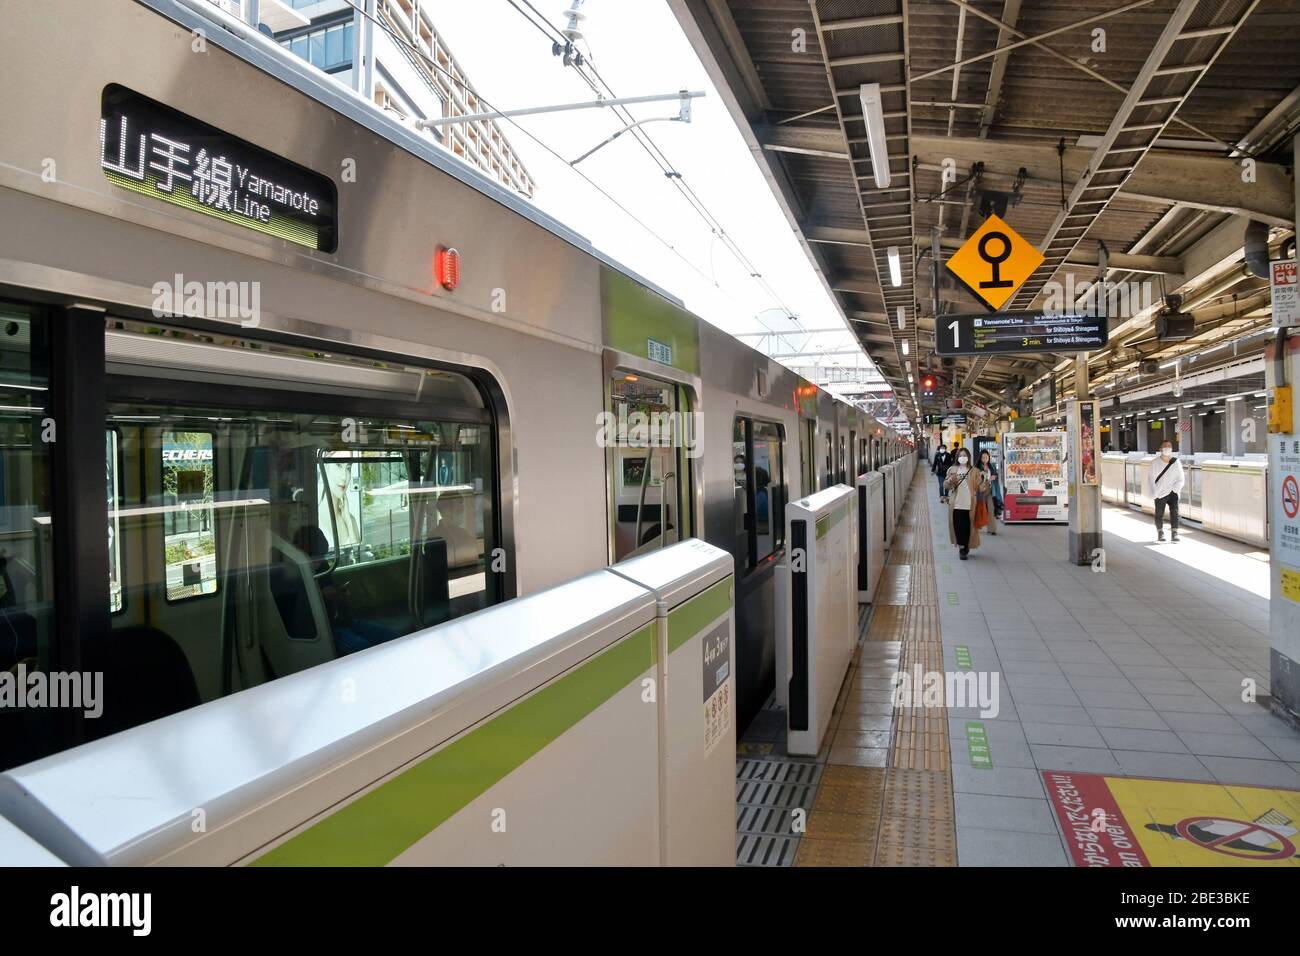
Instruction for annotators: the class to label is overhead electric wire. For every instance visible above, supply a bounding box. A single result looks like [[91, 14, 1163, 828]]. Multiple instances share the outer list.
[[337, 0, 739, 295], [343, 0, 868, 389]]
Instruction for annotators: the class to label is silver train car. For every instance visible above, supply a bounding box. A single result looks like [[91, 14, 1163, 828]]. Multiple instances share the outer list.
[[0, 0, 912, 774]]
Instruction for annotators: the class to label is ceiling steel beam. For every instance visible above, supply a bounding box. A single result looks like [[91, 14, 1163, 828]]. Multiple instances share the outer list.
[[910, 0, 1158, 84], [910, 134, 1293, 226], [1008, 0, 1262, 312], [943, 0, 1230, 149]]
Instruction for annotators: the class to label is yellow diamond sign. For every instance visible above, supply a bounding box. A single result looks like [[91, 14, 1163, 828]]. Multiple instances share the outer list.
[[946, 214, 1044, 311]]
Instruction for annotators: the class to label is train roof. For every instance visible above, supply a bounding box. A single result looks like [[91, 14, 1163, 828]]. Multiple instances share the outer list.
[[137, 0, 687, 311]]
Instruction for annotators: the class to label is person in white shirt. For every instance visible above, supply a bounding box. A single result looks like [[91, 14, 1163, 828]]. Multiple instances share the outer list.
[[944, 449, 990, 560], [1148, 439, 1186, 543]]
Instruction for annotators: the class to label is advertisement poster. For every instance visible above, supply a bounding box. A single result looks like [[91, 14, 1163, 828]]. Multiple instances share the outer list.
[[1078, 401, 1098, 486], [1002, 431, 1068, 522]]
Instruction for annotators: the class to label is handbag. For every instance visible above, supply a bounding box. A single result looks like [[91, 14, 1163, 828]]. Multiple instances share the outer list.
[[973, 495, 989, 529]]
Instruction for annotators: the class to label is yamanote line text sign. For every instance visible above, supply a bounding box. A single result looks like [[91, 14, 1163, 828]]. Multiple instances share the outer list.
[[935, 312, 1109, 357]]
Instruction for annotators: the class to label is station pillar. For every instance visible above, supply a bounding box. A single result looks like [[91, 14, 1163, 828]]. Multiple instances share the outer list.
[[1068, 355, 1103, 566], [1225, 397, 1248, 458], [1267, 132, 1300, 728]]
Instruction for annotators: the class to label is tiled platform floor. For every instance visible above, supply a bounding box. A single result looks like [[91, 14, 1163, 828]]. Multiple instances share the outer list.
[[928, 467, 1300, 865], [740, 464, 1300, 866]]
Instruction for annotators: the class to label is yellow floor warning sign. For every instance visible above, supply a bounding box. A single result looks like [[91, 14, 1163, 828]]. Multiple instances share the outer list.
[[1044, 771, 1300, 866]]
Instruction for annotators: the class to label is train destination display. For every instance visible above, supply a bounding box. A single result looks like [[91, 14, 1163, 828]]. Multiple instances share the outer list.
[[935, 311, 1109, 356], [100, 84, 338, 251]]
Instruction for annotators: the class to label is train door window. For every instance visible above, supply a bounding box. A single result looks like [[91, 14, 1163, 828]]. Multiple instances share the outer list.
[[838, 433, 847, 485], [100, 321, 501, 731], [733, 416, 785, 572], [107, 429, 123, 613], [162, 430, 217, 601], [607, 371, 693, 562], [849, 430, 857, 478], [800, 418, 815, 495], [823, 431, 832, 489], [0, 303, 56, 773]]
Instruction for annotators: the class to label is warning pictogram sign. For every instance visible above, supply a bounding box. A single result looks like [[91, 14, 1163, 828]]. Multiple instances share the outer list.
[[1043, 770, 1300, 867], [946, 214, 1045, 311], [1284, 474, 1299, 520], [1173, 816, 1296, 861]]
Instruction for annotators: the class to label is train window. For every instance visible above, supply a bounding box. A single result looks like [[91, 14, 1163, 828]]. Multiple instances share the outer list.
[[733, 416, 785, 572], [162, 430, 218, 601], [732, 419, 747, 544], [839, 433, 847, 484], [95, 322, 501, 728], [0, 303, 56, 772], [824, 431, 832, 489], [607, 371, 694, 562]]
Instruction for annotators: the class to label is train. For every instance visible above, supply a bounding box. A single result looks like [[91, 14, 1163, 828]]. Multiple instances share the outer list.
[[0, 0, 913, 781]]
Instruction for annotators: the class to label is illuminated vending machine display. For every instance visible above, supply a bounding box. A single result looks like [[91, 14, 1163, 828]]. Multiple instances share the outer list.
[[1002, 431, 1069, 523]]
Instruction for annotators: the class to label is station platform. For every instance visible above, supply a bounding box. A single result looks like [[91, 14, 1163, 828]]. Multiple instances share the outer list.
[[738, 467, 1300, 867]]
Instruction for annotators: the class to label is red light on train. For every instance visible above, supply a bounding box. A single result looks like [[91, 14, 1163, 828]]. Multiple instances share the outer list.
[[921, 375, 935, 390], [435, 246, 461, 291]]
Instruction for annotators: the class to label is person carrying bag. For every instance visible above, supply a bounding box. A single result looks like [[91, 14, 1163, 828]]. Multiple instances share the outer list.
[[1148, 439, 1185, 542]]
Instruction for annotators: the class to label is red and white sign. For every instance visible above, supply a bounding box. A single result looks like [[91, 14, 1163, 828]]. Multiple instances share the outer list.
[[1284, 474, 1299, 521], [1272, 258, 1299, 329], [1044, 771, 1150, 867]]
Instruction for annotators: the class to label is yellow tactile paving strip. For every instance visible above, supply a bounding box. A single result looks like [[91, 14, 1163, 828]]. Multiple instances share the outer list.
[[796, 471, 957, 866]]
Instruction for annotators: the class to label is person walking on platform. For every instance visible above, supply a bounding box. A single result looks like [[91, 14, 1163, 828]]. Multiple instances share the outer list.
[[945, 447, 989, 560], [977, 448, 1000, 536], [932, 443, 952, 503], [1149, 439, 1185, 543]]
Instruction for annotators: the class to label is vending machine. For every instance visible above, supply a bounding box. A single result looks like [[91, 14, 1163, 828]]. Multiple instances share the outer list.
[[1002, 431, 1069, 523]]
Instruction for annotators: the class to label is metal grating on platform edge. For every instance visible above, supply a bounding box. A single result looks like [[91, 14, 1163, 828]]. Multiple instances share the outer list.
[[736, 776, 818, 810], [736, 831, 800, 867], [735, 758, 824, 866]]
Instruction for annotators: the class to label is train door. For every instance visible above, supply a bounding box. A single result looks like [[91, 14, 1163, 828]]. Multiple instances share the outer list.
[[605, 366, 697, 562]]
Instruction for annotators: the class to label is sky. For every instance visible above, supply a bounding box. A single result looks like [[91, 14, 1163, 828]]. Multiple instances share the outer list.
[[427, 0, 883, 386]]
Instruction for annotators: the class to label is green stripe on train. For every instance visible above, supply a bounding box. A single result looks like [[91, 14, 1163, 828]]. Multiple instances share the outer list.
[[667, 577, 733, 655], [254, 624, 656, 866], [602, 268, 700, 375]]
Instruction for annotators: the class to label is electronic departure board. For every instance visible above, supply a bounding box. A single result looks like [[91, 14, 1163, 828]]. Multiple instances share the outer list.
[[935, 311, 1108, 356], [99, 84, 337, 252]]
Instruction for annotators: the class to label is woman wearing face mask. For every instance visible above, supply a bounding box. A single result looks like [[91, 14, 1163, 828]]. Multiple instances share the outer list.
[[977, 448, 1000, 536], [944, 446, 990, 560]]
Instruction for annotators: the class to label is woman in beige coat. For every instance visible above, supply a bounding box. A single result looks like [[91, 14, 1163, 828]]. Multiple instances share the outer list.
[[944, 448, 990, 560]]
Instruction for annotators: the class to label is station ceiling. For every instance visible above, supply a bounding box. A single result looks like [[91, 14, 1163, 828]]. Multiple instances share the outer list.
[[669, 0, 1300, 426]]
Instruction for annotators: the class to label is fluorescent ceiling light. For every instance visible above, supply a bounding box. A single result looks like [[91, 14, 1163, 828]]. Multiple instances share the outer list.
[[901, 339, 909, 356], [859, 83, 892, 188], [887, 247, 902, 287]]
